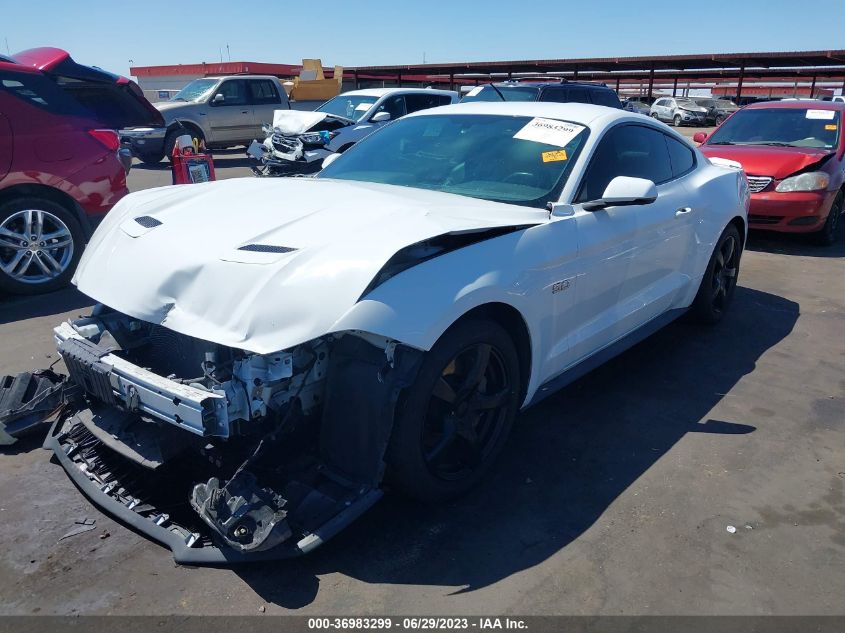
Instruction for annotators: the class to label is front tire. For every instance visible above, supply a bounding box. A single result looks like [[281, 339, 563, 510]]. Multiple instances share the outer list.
[[812, 191, 843, 246], [165, 126, 204, 162], [0, 197, 84, 295], [689, 224, 742, 324], [673, 114, 682, 127], [387, 318, 522, 502]]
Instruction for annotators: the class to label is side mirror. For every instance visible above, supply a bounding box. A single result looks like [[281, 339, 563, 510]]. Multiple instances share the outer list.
[[692, 132, 708, 144], [582, 176, 657, 211], [371, 111, 391, 123], [212, 93, 225, 104], [321, 153, 342, 169]]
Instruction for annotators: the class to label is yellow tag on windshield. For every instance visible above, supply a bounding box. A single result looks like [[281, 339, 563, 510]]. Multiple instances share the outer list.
[[825, 124, 837, 131], [542, 150, 568, 163]]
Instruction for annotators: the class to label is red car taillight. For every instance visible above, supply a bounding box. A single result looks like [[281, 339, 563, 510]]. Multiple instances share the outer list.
[[88, 129, 120, 151]]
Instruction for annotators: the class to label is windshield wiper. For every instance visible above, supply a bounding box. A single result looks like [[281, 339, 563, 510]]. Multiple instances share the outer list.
[[487, 83, 506, 102], [747, 141, 794, 147]]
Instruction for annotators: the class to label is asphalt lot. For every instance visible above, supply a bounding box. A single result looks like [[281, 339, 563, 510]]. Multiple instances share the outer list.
[[1, 126, 844, 616]]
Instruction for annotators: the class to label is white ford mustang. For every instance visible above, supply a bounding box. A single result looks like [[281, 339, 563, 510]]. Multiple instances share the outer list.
[[46, 102, 748, 563]]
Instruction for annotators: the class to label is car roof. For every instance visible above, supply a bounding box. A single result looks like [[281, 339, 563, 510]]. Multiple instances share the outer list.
[[744, 100, 845, 111], [204, 75, 280, 81], [406, 100, 636, 127], [485, 80, 612, 90], [339, 87, 457, 98]]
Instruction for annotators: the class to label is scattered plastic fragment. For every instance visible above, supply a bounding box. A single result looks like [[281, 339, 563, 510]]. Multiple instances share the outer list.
[[59, 518, 97, 541], [726, 525, 737, 534]]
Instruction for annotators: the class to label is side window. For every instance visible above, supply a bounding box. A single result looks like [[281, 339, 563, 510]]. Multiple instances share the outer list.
[[213, 80, 247, 106], [376, 95, 406, 119], [538, 88, 567, 103], [664, 134, 696, 178], [654, 99, 666, 107], [566, 88, 591, 104], [248, 80, 279, 105], [576, 125, 673, 202], [591, 89, 621, 108], [404, 93, 449, 113]]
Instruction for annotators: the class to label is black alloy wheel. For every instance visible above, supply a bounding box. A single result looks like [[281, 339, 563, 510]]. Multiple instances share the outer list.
[[387, 319, 521, 501], [690, 224, 742, 324]]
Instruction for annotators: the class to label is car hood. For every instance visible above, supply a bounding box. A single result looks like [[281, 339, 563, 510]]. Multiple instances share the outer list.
[[270, 110, 352, 135], [700, 145, 833, 179], [73, 177, 543, 354]]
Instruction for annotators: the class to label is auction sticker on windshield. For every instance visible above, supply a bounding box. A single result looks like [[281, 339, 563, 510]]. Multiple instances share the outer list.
[[806, 109, 836, 120], [515, 118, 585, 147]]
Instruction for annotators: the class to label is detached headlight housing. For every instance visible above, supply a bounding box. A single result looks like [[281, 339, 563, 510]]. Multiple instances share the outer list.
[[775, 171, 830, 193]]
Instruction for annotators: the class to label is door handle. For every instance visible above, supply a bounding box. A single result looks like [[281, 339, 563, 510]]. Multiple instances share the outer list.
[[675, 207, 692, 216], [241, 110, 249, 114]]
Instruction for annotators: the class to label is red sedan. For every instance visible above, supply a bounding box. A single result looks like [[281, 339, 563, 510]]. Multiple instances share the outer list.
[[696, 101, 844, 245], [0, 48, 162, 294]]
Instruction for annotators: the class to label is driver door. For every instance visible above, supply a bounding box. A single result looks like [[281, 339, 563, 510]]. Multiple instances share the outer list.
[[566, 123, 694, 364], [206, 79, 252, 143]]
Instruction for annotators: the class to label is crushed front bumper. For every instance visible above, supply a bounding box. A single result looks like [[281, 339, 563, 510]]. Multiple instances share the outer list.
[[45, 414, 383, 564]]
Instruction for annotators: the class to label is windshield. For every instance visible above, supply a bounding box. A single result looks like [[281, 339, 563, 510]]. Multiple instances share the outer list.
[[171, 79, 218, 102], [318, 114, 589, 208], [715, 100, 737, 109], [706, 107, 841, 149], [317, 95, 378, 120], [461, 85, 540, 102]]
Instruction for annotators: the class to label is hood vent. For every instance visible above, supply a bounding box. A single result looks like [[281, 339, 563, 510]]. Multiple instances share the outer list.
[[237, 244, 297, 254], [135, 216, 163, 228]]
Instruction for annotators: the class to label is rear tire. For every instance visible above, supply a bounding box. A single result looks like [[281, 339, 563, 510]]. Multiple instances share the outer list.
[[689, 224, 742, 324], [387, 318, 522, 502], [0, 197, 84, 295], [812, 191, 843, 246]]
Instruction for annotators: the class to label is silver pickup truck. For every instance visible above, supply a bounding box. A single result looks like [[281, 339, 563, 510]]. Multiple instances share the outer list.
[[120, 75, 290, 164]]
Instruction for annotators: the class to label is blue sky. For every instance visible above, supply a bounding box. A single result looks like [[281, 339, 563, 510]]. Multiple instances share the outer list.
[[3, 0, 844, 78]]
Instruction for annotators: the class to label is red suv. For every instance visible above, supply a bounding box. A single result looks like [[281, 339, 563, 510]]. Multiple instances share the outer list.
[[0, 48, 163, 294], [696, 101, 844, 245]]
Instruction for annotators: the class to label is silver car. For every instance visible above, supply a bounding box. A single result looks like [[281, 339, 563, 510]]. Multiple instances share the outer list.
[[251, 88, 459, 176], [120, 75, 290, 164], [649, 96, 708, 126]]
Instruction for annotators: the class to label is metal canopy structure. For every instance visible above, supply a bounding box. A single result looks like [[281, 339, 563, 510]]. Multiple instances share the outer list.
[[347, 50, 845, 100]]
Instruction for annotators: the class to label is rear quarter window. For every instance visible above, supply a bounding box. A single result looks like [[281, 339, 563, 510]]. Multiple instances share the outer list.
[[590, 89, 622, 108], [664, 134, 696, 177], [0, 72, 84, 116]]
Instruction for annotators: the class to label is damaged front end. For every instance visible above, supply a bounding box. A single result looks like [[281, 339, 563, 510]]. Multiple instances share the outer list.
[[247, 110, 352, 177], [44, 305, 422, 563]]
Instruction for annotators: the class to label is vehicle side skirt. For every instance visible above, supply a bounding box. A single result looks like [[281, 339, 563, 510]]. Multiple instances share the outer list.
[[527, 308, 685, 408]]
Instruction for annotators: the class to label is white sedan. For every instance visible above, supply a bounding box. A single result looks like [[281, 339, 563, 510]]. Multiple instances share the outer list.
[[46, 102, 748, 563]]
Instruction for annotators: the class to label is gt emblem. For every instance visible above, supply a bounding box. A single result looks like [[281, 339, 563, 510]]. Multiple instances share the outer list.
[[552, 279, 571, 294]]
